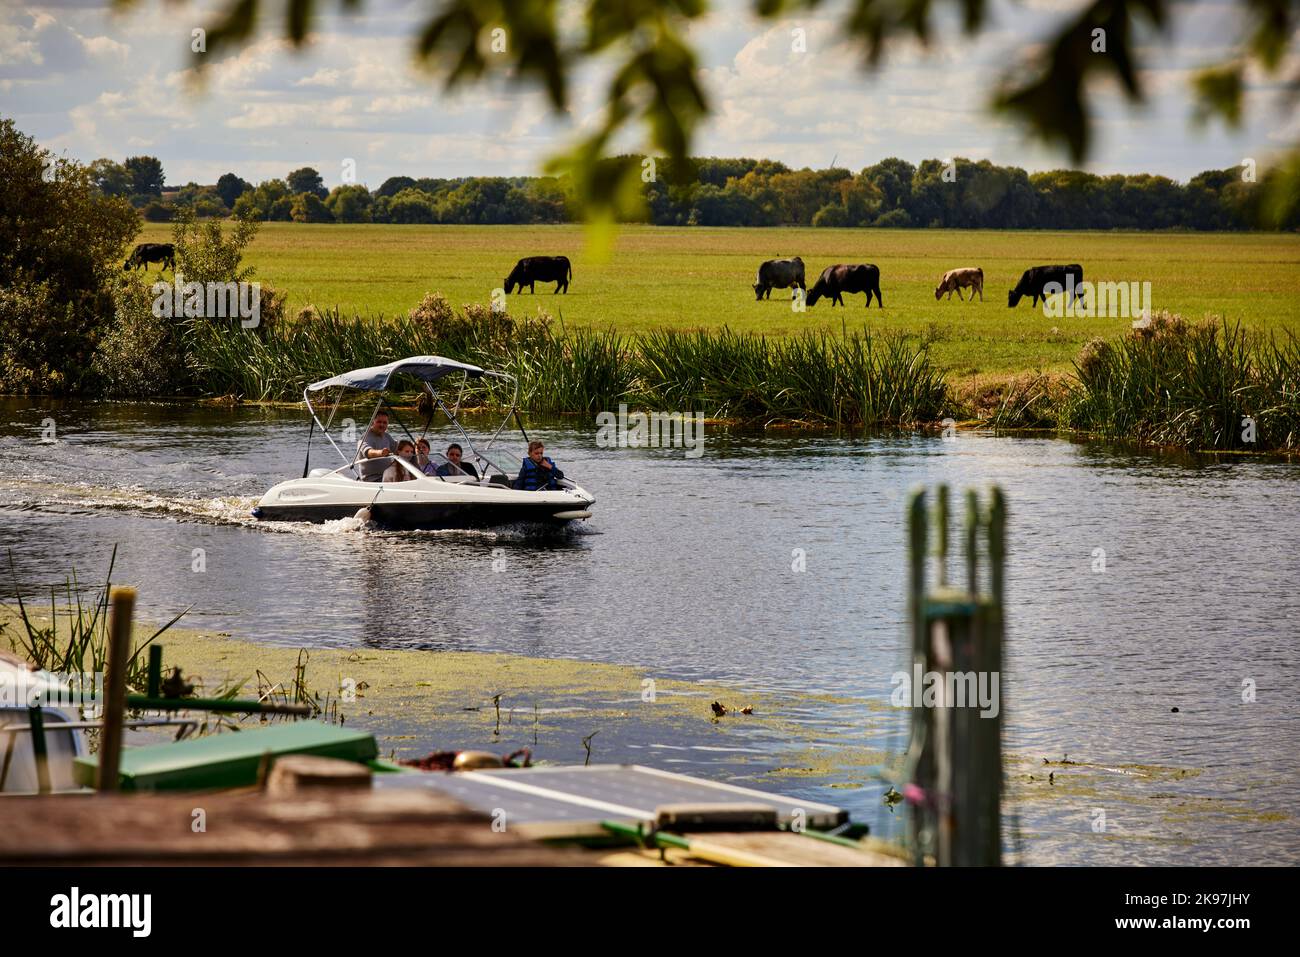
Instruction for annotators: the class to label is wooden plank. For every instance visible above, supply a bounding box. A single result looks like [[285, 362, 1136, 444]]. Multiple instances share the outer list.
[[680, 832, 906, 867], [0, 789, 592, 866]]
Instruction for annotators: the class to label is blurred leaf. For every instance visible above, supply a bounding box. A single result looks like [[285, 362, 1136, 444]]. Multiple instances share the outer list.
[[1261, 147, 1300, 228], [288, 0, 312, 43], [1193, 64, 1244, 127], [993, 0, 1166, 162]]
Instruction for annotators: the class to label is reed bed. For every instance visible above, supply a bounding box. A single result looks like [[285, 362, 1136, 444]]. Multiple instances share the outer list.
[[1064, 313, 1300, 451], [180, 301, 953, 428], [5, 546, 187, 688], [173, 298, 1297, 449]]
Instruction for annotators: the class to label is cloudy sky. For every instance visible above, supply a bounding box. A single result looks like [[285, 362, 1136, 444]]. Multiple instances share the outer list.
[[3, 0, 1296, 189]]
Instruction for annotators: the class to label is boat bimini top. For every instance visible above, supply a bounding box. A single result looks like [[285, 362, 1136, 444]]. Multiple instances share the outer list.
[[301, 355, 520, 481]]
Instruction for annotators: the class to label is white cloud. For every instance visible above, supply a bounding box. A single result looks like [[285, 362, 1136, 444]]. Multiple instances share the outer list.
[[295, 67, 342, 88]]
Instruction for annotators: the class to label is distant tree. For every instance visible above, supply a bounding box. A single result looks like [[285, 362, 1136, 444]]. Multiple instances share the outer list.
[[232, 179, 292, 221], [376, 176, 417, 198], [89, 158, 133, 197], [838, 174, 883, 226], [385, 188, 437, 224], [124, 155, 164, 196], [863, 158, 916, 214], [290, 192, 334, 222], [325, 184, 373, 223], [216, 172, 252, 208], [811, 203, 849, 227], [286, 167, 327, 200]]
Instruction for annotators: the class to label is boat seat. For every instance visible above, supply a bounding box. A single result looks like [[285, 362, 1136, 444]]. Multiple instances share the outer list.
[[308, 468, 333, 478]]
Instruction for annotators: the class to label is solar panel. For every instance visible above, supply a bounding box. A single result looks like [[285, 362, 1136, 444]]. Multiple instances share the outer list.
[[375, 764, 847, 838]]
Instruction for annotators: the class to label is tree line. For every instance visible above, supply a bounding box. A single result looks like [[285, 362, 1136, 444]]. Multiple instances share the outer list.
[[89, 154, 1294, 232]]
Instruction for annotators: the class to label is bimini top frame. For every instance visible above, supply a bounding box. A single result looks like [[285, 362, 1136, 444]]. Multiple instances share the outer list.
[[301, 355, 523, 479]]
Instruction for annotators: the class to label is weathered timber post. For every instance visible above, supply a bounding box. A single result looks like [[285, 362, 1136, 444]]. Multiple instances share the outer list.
[[905, 489, 932, 866], [97, 586, 136, 792], [905, 484, 1006, 866]]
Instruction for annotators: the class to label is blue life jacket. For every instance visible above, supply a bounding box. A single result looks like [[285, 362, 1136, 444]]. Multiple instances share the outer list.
[[516, 456, 563, 491]]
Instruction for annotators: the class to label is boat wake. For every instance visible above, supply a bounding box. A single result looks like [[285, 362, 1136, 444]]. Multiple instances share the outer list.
[[0, 479, 596, 541]]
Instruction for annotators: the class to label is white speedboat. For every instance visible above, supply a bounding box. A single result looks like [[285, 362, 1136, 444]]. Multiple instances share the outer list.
[[253, 356, 595, 529]]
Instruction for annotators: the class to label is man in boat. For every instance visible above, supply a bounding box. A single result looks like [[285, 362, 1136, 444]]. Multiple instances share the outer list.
[[436, 443, 480, 480], [515, 441, 564, 491], [357, 411, 399, 481], [382, 440, 417, 482]]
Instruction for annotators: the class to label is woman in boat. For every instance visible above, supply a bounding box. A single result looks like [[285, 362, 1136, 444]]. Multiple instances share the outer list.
[[415, 438, 439, 476], [382, 440, 417, 482], [436, 443, 479, 479]]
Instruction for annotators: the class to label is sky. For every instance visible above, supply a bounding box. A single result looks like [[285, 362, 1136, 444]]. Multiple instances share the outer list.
[[2, 0, 1297, 189]]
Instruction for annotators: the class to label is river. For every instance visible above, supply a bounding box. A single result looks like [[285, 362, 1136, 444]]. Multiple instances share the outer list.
[[1, 397, 1296, 865]]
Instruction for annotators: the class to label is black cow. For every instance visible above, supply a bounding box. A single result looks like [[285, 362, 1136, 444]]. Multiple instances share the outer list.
[[1008, 264, 1084, 308], [753, 257, 806, 300], [124, 243, 175, 271], [505, 256, 571, 294], [805, 264, 883, 308]]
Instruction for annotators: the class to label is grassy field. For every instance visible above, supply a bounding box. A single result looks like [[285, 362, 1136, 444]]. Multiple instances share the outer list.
[[139, 223, 1300, 379]]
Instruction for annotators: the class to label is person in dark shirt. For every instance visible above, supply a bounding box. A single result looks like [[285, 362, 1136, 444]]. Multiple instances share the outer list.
[[436, 443, 480, 479], [516, 440, 564, 491]]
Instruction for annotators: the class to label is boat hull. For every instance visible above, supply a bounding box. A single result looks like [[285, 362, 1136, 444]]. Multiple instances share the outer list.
[[253, 474, 594, 530]]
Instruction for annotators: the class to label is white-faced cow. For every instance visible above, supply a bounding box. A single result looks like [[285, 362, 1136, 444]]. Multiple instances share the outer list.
[[1008, 264, 1084, 308], [806, 264, 883, 308], [505, 256, 571, 294], [753, 257, 806, 300], [124, 243, 175, 272], [935, 267, 983, 302]]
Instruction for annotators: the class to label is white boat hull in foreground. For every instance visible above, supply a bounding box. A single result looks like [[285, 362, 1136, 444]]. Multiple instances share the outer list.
[[254, 472, 594, 529]]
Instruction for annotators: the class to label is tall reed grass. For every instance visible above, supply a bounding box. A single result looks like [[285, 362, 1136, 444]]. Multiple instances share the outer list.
[[1064, 313, 1300, 450], [181, 299, 952, 427], [173, 297, 1298, 450], [5, 546, 187, 688]]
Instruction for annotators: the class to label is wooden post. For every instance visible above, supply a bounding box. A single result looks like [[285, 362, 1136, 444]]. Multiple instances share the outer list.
[[905, 488, 930, 866], [965, 489, 979, 596], [935, 484, 949, 587], [97, 587, 136, 792], [905, 485, 1006, 866], [147, 644, 162, 699], [976, 486, 1007, 865], [28, 705, 51, 794]]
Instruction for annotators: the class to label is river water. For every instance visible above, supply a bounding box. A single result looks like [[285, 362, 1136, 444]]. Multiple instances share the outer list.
[[1, 397, 1296, 865]]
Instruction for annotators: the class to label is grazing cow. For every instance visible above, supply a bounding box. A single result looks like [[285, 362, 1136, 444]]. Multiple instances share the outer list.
[[1008, 264, 1084, 308], [805, 264, 883, 308], [753, 257, 806, 300], [505, 256, 571, 294], [124, 243, 175, 271], [935, 267, 984, 302]]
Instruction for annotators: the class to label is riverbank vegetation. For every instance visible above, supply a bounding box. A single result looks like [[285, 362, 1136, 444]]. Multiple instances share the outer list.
[[142, 290, 1300, 451]]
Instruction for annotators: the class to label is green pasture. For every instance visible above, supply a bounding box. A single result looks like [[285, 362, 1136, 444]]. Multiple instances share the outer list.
[[139, 223, 1300, 379]]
